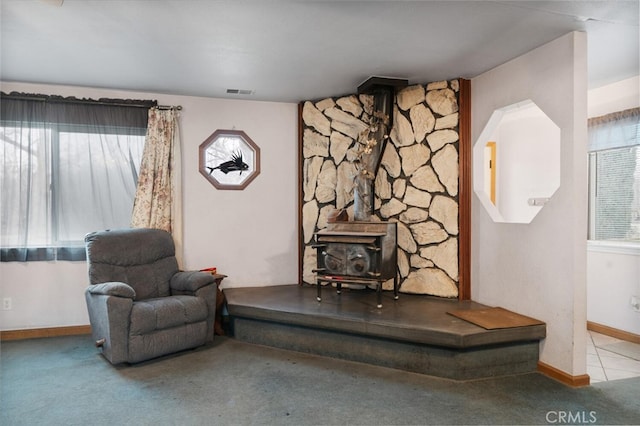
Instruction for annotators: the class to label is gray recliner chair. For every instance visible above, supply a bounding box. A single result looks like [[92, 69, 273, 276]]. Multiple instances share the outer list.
[[84, 228, 217, 364]]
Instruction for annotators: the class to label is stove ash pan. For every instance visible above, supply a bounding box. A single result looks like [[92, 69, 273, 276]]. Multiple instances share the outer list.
[[313, 221, 398, 308]]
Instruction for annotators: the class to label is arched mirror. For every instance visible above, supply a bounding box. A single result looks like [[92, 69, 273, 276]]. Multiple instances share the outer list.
[[473, 100, 560, 223]]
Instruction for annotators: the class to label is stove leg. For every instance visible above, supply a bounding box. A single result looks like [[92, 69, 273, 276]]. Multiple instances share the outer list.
[[317, 281, 322, 302], [377, 283, 382, 308], [336, 282, 342, 295], [394, 276, 399, 300]]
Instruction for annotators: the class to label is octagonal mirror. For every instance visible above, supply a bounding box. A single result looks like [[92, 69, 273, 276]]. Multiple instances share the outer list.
[[199, 129, 260, 190], [473, 100, 560, 224]]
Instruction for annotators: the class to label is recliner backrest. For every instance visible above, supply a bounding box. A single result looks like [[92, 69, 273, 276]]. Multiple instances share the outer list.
[[85, 228, 179, 300]]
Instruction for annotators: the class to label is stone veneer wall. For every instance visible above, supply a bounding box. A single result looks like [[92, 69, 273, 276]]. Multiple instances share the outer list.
[[301, 79, 460, 297]]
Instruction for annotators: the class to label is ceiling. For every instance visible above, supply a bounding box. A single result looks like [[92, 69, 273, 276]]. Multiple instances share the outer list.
[[1, 0, 638, 103]]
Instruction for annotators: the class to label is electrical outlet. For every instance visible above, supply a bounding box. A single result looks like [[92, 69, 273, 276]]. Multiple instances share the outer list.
[[2, 297, 12, 310], [631, 296, 640, 313]]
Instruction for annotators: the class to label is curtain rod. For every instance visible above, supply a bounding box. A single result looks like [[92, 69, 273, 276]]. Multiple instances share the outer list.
[[588, 106, 639, 127], [1, 91, 181, 111], [154, 105, 183, 110]]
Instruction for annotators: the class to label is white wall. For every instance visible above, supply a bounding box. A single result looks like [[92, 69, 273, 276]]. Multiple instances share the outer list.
[[586, 75, 640, 335], [0, 81, 298, 331], [588, 75, 639, 117], [471, 32, 588, 376], [587, 245, 640, 335], [497, 112, 560, 222]]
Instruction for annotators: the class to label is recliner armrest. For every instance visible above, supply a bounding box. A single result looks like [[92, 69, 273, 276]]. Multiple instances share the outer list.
[[86, 282, 136, 299], [170, 271, 216, 293]]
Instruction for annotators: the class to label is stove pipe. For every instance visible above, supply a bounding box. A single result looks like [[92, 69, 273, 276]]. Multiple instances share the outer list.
[[357, 76, 408, 130], [353, 77, 408, 220]]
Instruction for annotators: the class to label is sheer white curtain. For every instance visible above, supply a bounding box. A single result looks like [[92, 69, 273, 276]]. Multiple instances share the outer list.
[[131, 108, 183, 265], [0, 93, 150, 261]]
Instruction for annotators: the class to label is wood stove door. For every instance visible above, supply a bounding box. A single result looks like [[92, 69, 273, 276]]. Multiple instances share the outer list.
[[316, 243, 345, 276], [346, 244, 376, 277], [315, 242, 380, 279]]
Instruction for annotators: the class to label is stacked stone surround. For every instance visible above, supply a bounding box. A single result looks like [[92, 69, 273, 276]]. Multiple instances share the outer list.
[[301, 80, 460, 298]]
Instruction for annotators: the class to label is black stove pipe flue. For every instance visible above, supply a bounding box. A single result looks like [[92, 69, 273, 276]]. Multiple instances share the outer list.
[[352, 77, 409, 220], [357, 76, 408, 130]]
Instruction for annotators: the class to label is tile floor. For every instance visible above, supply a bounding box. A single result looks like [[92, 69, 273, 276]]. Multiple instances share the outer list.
[[587, 330, 640, 383]]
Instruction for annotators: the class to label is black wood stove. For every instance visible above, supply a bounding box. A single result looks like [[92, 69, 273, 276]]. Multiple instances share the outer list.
[[313, 221, 398, 308]]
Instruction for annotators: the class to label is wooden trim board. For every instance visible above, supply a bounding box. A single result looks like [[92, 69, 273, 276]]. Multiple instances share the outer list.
[[447, 307, 544, 329], [297, 101, 304, 285], [538, 361, 590, 387], [0, 325, 91, 341], [458, 78, 472, 301], [587, 321, 640, 344]]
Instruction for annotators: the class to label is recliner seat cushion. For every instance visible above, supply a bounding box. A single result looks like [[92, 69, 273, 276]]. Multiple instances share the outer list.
[[130, 295, 208, 335]]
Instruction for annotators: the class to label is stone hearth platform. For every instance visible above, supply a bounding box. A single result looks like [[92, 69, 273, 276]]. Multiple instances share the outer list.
[[224, 284, 546, 381]]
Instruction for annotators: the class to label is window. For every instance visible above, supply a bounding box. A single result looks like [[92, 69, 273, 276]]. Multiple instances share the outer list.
[[0, 93, 152, 261], [588, 108, 640, 243]]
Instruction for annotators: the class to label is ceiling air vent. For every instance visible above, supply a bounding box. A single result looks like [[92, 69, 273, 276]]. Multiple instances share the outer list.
[[226, 89, 254, 95]]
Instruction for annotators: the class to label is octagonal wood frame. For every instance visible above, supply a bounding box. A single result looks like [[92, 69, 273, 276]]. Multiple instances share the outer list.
[[199, 129, 260, 190]]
